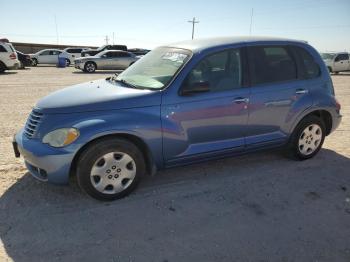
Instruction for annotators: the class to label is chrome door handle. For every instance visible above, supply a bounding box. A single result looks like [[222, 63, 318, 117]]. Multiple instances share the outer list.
[[295, 89, 308, 95], [233, 97, 249, 103]]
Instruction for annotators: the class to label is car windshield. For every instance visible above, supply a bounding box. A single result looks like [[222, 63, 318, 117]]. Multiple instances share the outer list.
[[115, 47, 191, 90], [96, 45, 107, 51], [321, 53, 336, 60]]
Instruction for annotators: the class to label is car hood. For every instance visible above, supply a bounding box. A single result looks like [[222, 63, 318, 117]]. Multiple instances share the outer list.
[[36, 79, 161, 114]]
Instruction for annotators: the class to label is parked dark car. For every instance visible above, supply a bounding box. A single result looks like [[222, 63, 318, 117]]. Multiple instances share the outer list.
[[16, 51, 32, 69], [128, 48, 150, 56], [81, 45, 128, 57]]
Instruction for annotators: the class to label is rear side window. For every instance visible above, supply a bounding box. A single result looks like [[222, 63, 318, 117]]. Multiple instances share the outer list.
[[248, 46, 297, 85], [335, 53, 349, 61], [0, 45, 7, 52], [293, 46, 320, 79]]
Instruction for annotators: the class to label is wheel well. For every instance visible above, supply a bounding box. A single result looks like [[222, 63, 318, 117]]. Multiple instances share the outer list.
[[0, 61, 6, 70], [70, 133, 154, 178], [306, 110, 332, 135]]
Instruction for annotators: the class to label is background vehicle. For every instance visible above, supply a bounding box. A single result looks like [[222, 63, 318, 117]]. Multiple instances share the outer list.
[[0, 38, 20, 73], [30, 49, 71, 66], [321, 52, 350, 74], [128, 48, 150, 56], [16, 51, 32, 69], [14, 37, 341, 201], [64, 47, 89, 59], [74, 50, 138, 73], [81, 45, 128, 57]]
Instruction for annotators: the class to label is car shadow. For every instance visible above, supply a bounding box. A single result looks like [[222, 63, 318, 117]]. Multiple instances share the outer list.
[[0, 71, 18, 75], [1, 148, 350, 261]]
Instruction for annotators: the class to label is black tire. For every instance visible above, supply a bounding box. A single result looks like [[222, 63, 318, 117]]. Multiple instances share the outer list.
[[65, 59, 71, 67], [77, 137, 146, 201], [84, 62, 96, 73], [334, 71, 339, 75], [0, 62, 5, 73], [287, 115, 326, 160], [31, 58, 38, 66]]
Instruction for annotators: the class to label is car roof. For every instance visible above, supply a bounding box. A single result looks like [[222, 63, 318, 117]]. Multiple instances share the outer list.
[[165, 36, 307, 53]]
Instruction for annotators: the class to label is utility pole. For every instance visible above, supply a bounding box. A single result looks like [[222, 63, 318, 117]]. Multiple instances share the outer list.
[[249, 8, 254, 35], [104, 35, 109, 45], [187, 17, 199, 40], [54, 15, 59, 44], [112, 32, 115, 45]]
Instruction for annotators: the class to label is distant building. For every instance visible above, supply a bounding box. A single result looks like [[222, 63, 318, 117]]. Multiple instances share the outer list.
[[12, 42, 97, 53]]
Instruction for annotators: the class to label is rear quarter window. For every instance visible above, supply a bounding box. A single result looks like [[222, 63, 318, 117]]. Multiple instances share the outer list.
[[0, 45, 7, 52], [292, 46, 321, 79]]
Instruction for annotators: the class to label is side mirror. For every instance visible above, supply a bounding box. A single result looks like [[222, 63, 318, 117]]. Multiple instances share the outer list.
[[180, 81, 210, 96]]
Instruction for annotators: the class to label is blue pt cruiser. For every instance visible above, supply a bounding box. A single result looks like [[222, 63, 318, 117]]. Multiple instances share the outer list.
[[13, 37, 342, 200]]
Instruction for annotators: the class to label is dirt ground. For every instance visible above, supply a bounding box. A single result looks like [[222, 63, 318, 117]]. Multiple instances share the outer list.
[[0, 66, 349, 262]]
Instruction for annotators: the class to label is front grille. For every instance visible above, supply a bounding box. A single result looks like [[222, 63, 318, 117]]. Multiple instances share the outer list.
[[24, 109, 43, 138]]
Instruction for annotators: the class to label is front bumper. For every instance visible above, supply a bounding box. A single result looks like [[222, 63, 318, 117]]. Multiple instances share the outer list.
[[74, 62, 85, 70], [14, 129, 75, 184]]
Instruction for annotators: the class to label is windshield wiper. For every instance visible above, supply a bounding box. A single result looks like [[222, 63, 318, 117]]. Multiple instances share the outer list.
[[113, 78, 139, 89]]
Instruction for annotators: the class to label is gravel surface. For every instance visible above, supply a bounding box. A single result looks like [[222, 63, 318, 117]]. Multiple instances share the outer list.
[[0, 66, 349, 262]]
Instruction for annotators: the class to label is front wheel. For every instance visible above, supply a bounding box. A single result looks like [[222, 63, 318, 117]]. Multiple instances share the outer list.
[[31, 58, 38, 66], [84, 62, 96, 73], [77, 138, 146, 201], [288, 116, 326, 160]]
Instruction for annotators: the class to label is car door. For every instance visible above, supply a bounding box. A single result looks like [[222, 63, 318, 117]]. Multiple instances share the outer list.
[[111, 52, 131, 69], [333, 53, 350, 72], [245, 44, 313, 148], [48, 50, 60, 64], [37, 50, 51, 63], [100, 51, 115, 69], [161, 48, 250, 166]]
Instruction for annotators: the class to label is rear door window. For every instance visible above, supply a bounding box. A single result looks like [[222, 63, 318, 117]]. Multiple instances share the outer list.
[[0, 45, 7, 52], [248, 46, 297, 85]]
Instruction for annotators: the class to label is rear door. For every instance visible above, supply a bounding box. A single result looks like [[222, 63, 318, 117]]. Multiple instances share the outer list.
[[48, 50, 60, 64], [246, 44, 313, 148]]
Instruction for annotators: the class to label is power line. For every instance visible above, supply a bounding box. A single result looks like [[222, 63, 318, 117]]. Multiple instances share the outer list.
[[187, 17, 199, 40]]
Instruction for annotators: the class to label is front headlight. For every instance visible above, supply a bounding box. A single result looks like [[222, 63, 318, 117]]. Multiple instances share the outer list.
[[42, 128, 79, 147]]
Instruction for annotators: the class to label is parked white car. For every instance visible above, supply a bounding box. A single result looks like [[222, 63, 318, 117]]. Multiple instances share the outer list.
[[30, 49, 71, 66], [64, 47, 89, 59], [321, 52, 350, 74], [0, 39, 20, 73]]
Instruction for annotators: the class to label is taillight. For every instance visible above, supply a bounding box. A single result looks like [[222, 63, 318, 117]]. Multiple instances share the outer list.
[[9, 52, 16, 59], [335, 98, 341, 112]]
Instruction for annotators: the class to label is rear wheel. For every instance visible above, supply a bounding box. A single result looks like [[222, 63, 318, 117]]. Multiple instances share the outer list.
[[65, 59, 71, 67], [84, 62, 96, 73], [77, 138, 146, 201], [288, 116, 326, 160]]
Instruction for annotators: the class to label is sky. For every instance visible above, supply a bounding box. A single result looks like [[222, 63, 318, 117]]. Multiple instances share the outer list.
[[1, 0, 350, 52]]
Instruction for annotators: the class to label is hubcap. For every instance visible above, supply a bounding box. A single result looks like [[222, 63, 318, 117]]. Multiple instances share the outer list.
[[86, 63, 95, 72], [90, 152, 136, 194], [298, 124, 322, 155]]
